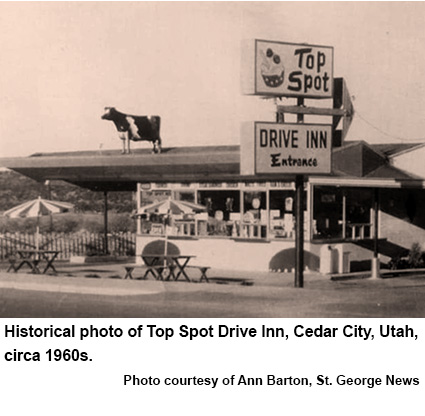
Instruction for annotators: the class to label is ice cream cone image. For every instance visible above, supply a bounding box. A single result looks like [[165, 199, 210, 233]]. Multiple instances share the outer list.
[[260, 47, 285, 88]]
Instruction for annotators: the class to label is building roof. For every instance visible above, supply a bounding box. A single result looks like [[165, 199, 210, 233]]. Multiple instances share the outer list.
[[370, 142, 425, 158], [0, 146, 242, 191], [0, 141, 420, 191]]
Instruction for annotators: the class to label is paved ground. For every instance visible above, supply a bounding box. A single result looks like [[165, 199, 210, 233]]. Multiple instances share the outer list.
[[1, 261, 425, 317]]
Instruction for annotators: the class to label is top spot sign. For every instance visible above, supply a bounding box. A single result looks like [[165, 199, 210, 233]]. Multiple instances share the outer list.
[[241, 39, 333, 98]]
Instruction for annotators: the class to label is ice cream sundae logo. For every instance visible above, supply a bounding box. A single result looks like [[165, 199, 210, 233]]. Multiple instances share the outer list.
[[260, 47, 285, 88]]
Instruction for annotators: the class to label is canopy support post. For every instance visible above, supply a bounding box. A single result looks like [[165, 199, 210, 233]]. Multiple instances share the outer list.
[[371, 188, 380, 279], [104, 191, 109, 255]]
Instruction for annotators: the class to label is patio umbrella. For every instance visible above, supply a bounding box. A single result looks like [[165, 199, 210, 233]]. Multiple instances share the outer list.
[[137, 198, 208, 216], [4, 196, 74, 250], [136, 198, 207, 256]]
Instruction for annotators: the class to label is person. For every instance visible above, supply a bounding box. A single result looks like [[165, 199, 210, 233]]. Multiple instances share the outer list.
[[164, 209, 175, 235]]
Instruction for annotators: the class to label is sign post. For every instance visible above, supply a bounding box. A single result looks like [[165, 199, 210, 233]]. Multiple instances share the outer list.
[[295, 98, 305, 288], [295, 174, 304, 287], [240, 119, 331, 289], [241, 39, 353, 287]]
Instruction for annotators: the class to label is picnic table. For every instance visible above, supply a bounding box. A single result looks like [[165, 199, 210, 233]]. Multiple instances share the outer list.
[[123, 254, 197, 281], [142, 254, 196, 282], [7, 249, 61, 274]]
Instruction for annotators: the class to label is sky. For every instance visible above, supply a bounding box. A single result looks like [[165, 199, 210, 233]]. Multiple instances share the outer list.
[[1, 2, 425, 158]]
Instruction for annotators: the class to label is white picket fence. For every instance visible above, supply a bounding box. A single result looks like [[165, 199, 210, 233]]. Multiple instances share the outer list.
[[0, 231, 135, 260]]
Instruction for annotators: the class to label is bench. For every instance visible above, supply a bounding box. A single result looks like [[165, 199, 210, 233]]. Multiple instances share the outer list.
[[6, 253, 41, 274], [185, 266, 210, 283], [124, 265, 176, 280], [6, 255, 18, 272], [123, 265, 145, 280]]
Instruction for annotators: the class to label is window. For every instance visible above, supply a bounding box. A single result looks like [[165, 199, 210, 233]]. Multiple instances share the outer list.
[[345, 189, 372, 239], [313, 187, 343, 239], [136, 183, 314, 241], [313, 186, 373, 240], [269, 190, 306, 239], [174, 190, 195, 203], [197, 190, 240, 236], [139, 190, 172, 235], [241, 191, 267, 238]]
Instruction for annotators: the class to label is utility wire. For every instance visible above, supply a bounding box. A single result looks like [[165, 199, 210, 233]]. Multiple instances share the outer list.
[[355, 110, 425, 143]]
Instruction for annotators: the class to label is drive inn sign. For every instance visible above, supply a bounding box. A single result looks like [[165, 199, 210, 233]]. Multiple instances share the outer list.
[[241, 122, 332, 175], [242, 39, 334, 98]]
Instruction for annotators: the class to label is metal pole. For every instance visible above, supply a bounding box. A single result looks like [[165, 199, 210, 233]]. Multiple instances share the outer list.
[[373, 188, 379, 257], [295, 97, 305, 288], [45, 180, 53, 231], [276, 97, 305, 287], [136, 183, 142, 235], [44, 180, 51, 200], [104, 191, 109, 255], [371, 188, 380, 278], [342, 191, 347, 239], [295, 175, 304, 288]]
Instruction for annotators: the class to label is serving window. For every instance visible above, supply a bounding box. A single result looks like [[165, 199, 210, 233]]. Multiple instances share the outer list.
[[241, 191, 267, 238], [269, 190, 307, 239], [345, 188, 373, 239], [139, 190, 172, 235], [137, 183, 310, 240], [197, 190, 240, 237], [174, 190, 195, 203], [313, 187, 343, 239], [313, 186, 373, 240]]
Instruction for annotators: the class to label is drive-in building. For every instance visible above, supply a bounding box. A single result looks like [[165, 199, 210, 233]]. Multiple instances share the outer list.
[[2, 139, 425, 273]]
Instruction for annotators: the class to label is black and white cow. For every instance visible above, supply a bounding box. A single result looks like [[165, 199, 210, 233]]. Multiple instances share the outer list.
[[101, 107, 162, 154]]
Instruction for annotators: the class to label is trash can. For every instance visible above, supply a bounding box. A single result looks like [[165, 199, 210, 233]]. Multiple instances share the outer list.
[[336, 244, 351, 273], [320, 245, 339, 274]]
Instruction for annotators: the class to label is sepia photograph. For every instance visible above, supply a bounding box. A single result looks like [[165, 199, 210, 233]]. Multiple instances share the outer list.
[[1, 2, 425, 317]]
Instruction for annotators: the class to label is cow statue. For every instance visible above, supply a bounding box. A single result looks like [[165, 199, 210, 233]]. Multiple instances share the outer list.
[[101, 107, 162, 154]]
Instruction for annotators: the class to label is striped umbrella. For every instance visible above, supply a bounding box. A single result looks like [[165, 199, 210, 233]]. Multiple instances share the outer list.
[[137, 198, 207, 216], [4, 196, 74, 250], [136, 198, 207, 256]]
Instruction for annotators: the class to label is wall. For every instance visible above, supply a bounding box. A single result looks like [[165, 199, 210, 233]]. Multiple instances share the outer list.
[[136, 235, 377, 273], [380, 211, 425, 253], [136, 235, 317, 272], [379, 188, 425, 254]]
